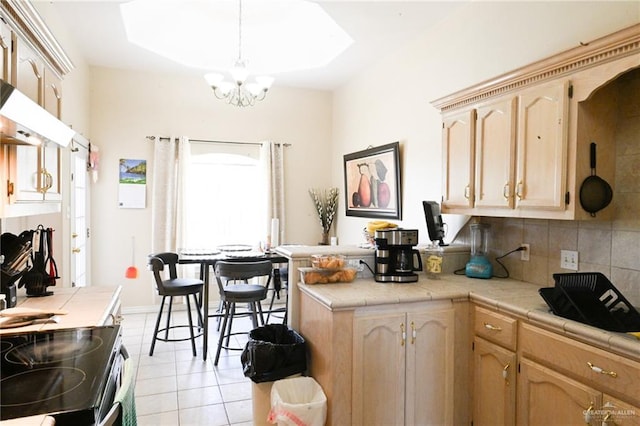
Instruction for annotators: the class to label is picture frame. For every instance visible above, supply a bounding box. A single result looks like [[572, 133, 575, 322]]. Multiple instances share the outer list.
[[343, 141, 401, 219]]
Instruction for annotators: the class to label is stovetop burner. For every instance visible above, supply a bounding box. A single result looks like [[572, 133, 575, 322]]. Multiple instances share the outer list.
[[1, 367, 87, 407], [5, 335, 104, 366], [0, 326, 121, 422]]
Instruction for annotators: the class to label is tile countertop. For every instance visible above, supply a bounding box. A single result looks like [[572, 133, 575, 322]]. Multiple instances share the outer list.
[[0, 285, 121, 335], [297, 273, 640, 361]]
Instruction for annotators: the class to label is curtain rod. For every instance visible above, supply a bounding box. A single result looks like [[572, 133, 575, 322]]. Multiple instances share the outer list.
[[145, 136, 290, 147]]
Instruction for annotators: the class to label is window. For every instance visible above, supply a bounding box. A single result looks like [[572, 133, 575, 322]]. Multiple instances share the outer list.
[[183, 143, 266, 250]]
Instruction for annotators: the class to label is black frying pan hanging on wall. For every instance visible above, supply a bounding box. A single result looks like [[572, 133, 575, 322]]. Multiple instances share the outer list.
[[579, 142, 613, 217]]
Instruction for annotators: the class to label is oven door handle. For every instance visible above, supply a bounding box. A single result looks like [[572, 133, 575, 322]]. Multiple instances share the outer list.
[[120, 344, 130, 360]]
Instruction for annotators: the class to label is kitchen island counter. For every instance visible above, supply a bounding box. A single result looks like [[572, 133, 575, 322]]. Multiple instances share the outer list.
[[298, 274, 640, 360]]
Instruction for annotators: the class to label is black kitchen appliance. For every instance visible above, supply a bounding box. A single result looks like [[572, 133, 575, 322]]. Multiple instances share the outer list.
[[0, 325, 124, 424], [422, 201, 447, 246], [374, 228, 422, 283]]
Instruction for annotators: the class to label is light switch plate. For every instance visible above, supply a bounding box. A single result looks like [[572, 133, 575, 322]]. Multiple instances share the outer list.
[[561, 250, 579, 271]]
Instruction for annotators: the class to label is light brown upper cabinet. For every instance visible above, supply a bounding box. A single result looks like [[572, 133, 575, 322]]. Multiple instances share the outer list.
[[514, 80, 569, 211], [433, 24, 640, 220], [474, 97, 516, 210], [0, 19, 11, 82], [442, 109, 475, 209]]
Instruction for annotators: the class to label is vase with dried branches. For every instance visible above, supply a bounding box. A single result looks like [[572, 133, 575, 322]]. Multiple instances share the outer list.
[[309, 187, 339, 245]]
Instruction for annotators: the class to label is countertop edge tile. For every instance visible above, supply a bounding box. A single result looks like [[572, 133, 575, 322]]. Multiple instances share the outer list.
[[298, 275, 640, 360]]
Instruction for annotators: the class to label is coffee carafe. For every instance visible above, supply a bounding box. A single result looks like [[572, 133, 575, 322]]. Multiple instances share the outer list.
[[374, 228, 422, 283]]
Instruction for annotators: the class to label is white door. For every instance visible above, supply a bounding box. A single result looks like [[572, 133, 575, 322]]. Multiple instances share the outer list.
[[70, 142, 90, 287]]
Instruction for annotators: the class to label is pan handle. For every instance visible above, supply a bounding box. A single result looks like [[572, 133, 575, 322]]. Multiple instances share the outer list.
[[590, 142, 597, 175]]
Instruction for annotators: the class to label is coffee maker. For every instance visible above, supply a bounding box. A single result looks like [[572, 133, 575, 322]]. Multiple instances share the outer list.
[[374, 228, 422, 283]]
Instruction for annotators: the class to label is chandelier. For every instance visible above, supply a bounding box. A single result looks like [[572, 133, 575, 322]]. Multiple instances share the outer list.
[[204, 0, 274, 107]]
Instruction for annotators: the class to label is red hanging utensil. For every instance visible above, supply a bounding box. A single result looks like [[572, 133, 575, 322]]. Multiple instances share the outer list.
[[125, 236, 138, 279]]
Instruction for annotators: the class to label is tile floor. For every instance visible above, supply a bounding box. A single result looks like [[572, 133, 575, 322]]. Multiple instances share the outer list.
[[122, 303, 286, 426]]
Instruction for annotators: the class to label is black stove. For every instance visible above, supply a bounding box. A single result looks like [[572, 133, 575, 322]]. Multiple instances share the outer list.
[[0, 325, 122, 424]]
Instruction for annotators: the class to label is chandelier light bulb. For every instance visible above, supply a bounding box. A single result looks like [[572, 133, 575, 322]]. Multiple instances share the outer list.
[[230, 60, 250, 84], [202, 0, 274, 107], [204, 73, 224, 87], [255, 76, 274, 90]]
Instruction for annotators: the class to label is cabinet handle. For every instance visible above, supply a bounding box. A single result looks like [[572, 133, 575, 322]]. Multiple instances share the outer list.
[[72, 233, 78, 238], [584, 403, 594, 423], [37, 168, 53, 194], [410, 321, 416, 345], [503, 183, 510, 199], [484, 322, 502, 331], [401, 323, 406, 346], [44, 169, 53, 192], [72, 248, 81, 253], [516, 181, 524, 200], [502, 363, 510, 385], [587, 362, 618, 378], [464, 185, 470, 200]]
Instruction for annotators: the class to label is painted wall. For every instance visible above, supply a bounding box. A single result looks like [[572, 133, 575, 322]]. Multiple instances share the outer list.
[[88, 68, 332, 308]]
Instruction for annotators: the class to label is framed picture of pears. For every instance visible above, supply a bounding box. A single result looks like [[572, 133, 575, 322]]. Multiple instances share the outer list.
[[343, 141, 402, 219]]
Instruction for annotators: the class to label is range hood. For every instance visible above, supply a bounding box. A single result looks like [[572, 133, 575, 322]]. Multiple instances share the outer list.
[[0, 79, 75, 147]]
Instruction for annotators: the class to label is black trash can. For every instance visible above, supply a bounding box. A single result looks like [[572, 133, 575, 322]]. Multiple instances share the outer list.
[[241, 323, 307, 383], [241, 324, 307, 426]]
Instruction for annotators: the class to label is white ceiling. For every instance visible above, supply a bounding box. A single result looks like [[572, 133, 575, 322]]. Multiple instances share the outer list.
[[47, 1, 466, 90]]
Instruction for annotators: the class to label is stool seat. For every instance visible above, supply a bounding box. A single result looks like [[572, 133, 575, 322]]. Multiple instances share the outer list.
[[221, 283, 266, 300], [160, 278, 203, 296], [214, 260, 272, 366], [148, 252, 204, 357]]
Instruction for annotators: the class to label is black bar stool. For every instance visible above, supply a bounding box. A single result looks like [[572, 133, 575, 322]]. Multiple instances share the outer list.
[[213, 260, 271, 365], [148, 252, 204, 357]]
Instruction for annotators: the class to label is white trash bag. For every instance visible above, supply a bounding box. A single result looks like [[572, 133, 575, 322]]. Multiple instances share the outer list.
[[267, 376, 327, 426]]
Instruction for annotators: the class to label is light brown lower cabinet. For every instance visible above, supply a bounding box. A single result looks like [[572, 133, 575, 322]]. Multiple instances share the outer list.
[[352, 305, 455, 426], [472, 305, 640, 426], [517, 357, 602, 425], [517, 359, 640, 426], [472, 337, 516, 426]]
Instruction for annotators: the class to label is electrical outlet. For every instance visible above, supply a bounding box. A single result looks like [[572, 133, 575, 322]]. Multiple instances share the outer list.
[[561, 250, 579, 271], [521, 244, 530, 261]]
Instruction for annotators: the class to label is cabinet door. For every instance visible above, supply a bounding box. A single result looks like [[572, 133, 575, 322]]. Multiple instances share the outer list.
[[472, 337, 516, 426], [0, 21, 11, 81], [602, 394, 640, 426], [517, 358, 602, 425], [442, 109, 476, 210], [475, 97, 517, 209], [11, 144, 59, 201], [406, 308, 455, 426], [353, 311, 406, 426], [14, 38, 43, 103], [12, 144, 43, 201], [515, 80, 569, 210]]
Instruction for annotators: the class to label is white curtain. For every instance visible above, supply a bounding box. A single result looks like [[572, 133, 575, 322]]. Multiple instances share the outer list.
[[260, 141, 286, 246], [150, 136, 191, 254]]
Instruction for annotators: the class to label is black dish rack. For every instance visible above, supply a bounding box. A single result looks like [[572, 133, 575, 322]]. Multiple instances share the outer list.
[[539, 272, 640, 332]]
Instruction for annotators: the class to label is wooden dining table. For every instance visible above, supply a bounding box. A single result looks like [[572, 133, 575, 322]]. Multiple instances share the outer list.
[[178, 251, 289, 361]]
